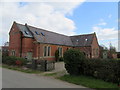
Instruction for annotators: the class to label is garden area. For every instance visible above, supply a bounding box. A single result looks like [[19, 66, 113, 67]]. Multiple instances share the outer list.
[[2, 56, 42, 74], [1, 49, 120, 89], [61, 49, 120, 89]]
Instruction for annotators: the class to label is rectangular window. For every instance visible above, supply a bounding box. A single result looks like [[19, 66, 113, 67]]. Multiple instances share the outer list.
[[58, 47, 62, 57], [11, 50, 15, 56], [44, 46, 51, 57], [48, 46, 51, 56], [44, 46, 47, 56]]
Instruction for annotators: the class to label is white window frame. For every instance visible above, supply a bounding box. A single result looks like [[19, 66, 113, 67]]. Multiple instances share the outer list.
[[43, 46, 51, 57], [43, 46, 47, 57], [11, 50, 15, 56], [47, 46, 51, 56], [58, 47, 63, 57]]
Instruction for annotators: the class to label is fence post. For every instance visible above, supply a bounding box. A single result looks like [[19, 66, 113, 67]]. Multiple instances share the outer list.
[[45, 60, 47, 71], [32, 59, 37, 70]]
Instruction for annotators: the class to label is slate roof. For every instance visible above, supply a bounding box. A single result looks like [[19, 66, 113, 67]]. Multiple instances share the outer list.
[[70, 34, 94, 47], [27, 25, 73, 46], [15, 22, 95, 47], [16, 23, 33, 38]]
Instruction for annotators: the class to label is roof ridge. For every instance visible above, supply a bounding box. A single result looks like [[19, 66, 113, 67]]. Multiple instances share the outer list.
[[70, 33, 94, 37], [27, 24, 70, 37], [15, 22, 25, 26]]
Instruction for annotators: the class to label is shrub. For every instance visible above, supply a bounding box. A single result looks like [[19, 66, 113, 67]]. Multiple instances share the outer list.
[[4, 56, 17, 65], [63, 50, 120, 83], [83, 58, 120, 83], [2, 56, 27, 66], [59, 57, 64, 61], [55, 50, 59, 61], [16, 57, 27, 66], [16, 60, 22, 66], [63, 49, 85, 75]]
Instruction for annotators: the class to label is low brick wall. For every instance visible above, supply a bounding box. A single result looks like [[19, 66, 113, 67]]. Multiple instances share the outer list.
[[27, 60, 55, 71]]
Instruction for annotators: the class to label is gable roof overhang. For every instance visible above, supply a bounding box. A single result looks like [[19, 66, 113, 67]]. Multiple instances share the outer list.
[[12, 22, 97, 47]]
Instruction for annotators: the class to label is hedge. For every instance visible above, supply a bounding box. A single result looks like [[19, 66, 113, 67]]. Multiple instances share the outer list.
[[63, 49, 120, 84], [2, 56, 27, 66], [83, 59, 120, 83]]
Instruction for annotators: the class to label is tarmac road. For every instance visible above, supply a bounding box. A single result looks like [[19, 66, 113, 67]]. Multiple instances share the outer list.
[[2, 68, 86, 88]]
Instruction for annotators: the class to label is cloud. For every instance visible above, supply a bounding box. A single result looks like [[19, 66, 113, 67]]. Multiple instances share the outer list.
[[92, 26, 118, 51], [0, 1, 85, 45], [92, 26, 118, 40], [98, 22, 107, 26]]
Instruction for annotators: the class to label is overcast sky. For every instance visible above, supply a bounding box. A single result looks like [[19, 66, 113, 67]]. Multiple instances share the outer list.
[[0, 0, 119, 51]]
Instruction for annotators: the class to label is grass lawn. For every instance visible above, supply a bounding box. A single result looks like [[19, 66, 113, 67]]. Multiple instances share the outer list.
[[59, 75, 119, 89], [2, 64, 42, 74], [44, 72, 58, 76]]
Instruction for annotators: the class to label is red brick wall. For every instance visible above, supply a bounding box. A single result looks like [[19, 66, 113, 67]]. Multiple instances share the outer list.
[[21, 38, 34, 57], [75, 47, 92, 58], [91, 34, 99, 58], [33, 43, 72, 60], [9, 22, 34, 58], [9, 22, 21, 57]]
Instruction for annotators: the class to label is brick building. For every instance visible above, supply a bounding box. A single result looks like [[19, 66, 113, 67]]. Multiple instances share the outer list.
[[2, 46, 9, 56], [9, 22, 99, 61]]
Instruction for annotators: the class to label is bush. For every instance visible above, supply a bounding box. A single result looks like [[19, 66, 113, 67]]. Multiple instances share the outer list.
[[2, 56, 17, 65], [16, 57, 27, 66], [63, 49, 120, 83], [59, 57, 64, 61], [63, 49, 85, 75], [55, 50, 59, 61], [2, 56, 27, 66], [16, 60, 22, 66], [83, 58, 120, 83]]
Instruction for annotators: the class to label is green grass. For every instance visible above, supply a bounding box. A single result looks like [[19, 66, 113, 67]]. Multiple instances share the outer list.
[[44, 72, 57, 76], [2, 64, 42, 74], [59, 75, 119, 89], [117, 58, 120, 60]]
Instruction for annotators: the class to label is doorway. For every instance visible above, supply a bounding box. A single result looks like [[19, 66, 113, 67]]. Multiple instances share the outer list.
[[27, 52, 33, 61]]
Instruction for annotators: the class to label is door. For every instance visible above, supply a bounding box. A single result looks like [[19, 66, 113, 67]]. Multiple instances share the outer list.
[[27, 52, 33, 61]]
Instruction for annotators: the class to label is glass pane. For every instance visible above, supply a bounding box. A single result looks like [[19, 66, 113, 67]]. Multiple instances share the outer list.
[[44, 46, 47, 56], [48, 46, 50, 56]]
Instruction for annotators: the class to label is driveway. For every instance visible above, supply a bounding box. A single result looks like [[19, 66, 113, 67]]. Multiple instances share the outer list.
[[2, 68, 86, 88]]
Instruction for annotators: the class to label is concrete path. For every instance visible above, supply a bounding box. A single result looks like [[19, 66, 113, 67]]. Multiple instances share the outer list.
[[2, 68, 86, 88]]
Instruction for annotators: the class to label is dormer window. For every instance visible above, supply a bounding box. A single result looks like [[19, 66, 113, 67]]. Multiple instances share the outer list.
[[24, 31, 29, 35], [41, 32, 45, 36], [35, 31, 40, 35], [85, 39, 88, 41]]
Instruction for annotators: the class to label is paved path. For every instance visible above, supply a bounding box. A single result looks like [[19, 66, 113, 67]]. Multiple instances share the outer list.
[[2, 68, 86, 88]]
